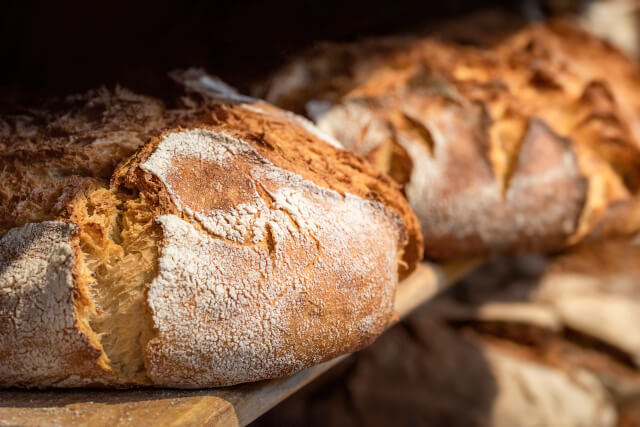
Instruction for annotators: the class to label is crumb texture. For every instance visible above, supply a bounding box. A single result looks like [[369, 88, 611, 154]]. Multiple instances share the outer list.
[[68, 187, 159, 384]]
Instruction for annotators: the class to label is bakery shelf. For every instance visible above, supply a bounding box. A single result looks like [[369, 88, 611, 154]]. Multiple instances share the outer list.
[[0, 260, 477, 427]]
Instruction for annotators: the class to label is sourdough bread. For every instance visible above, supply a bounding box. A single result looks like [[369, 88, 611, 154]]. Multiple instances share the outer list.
[[0, 75, 422, 387]]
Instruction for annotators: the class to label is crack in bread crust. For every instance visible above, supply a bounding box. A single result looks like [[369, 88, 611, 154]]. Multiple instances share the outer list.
[[133, 128, 405, 386], [264, 19, 640, 259], [0, 80, 421, 387], [68, 187, 158, 384]]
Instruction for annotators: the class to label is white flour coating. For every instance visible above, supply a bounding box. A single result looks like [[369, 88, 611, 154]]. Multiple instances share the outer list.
[[403, 115, 584, 250], [142, 128, 402, 386], [141, 129, 255, 195], [142, 129, 272, 242], [0, 221, 105, 387], [316, 97, 584, 253], [141, 128, 346, 244]]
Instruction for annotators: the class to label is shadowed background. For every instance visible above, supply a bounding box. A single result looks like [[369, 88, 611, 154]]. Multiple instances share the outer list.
[[0, 0, 583, 101]]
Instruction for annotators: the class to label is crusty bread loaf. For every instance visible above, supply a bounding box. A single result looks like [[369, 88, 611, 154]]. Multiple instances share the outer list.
[[0, 72, 422, 388], [263, 19, 640, 259]]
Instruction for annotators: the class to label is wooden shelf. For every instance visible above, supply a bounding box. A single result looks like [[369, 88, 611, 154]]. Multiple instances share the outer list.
[[0, 260, 477, 427]]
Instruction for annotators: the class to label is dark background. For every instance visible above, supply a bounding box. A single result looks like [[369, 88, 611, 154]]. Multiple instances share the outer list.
[[0, 0, 568, 103]]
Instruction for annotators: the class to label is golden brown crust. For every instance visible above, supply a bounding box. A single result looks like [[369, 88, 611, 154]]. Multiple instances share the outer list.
[[133, 129, 405, 386], [264, 19, 640, 259], [0, 76, 421, 387], [0, 87, 168, 237], [201, 102, 422, 275], [110, 99, 422, 276]]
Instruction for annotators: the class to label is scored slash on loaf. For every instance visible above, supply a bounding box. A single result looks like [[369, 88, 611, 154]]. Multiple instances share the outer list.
[[263, 19, 640, 259], [0, 72, 422, 388]]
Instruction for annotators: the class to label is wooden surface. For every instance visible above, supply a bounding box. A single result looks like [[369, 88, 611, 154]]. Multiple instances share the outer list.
[[0, 260, 477, 427]]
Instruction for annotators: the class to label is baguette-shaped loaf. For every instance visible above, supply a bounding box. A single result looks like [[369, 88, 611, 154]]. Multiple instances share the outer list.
[[264, 19, 640, 259], [0, 74, 422, 388]]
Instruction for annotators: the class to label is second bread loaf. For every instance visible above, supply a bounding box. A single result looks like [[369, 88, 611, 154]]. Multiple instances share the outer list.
[[264, 19, 640, 259]]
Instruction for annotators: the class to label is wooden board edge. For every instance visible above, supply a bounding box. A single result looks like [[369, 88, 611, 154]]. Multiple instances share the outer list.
[[0, 260, 479, 427]]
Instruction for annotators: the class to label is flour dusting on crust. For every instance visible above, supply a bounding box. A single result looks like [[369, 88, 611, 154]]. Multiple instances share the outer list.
[[316, 95, 586, 257], [141, 129, 403, 387], [0, 222, 106, 387]]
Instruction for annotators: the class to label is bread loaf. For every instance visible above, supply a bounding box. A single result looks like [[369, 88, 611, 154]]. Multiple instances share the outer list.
[[264, 19, 640, 259], [0, 71, 422, 388]]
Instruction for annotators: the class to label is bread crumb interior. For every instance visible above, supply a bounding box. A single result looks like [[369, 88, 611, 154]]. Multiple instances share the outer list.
[[70, 186, 159, 383]]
